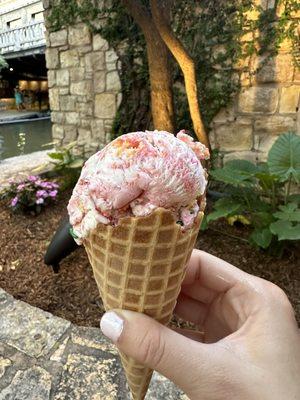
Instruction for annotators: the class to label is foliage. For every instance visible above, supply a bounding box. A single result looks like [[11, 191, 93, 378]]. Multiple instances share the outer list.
[[206, 132, 300, 254], [0, 175, 59, 215], [46, 0, 299, 135], [47, 141, 85, 190], [0, 55, 8, 71]]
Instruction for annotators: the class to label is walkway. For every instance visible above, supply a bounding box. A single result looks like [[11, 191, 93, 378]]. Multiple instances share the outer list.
[[0, 289, 187, 399]]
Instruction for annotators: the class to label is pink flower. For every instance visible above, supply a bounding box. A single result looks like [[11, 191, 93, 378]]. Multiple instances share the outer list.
[[36, 190, 48, 198], [17, 183, 26, 191], [28, 175, 38, 182], [36, 198, 44, 204], [48, 190, 58, 197], [11, 196, 18, 207]]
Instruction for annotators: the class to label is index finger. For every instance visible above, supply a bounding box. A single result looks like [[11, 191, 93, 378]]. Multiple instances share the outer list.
[[183, 249, 253, 293]]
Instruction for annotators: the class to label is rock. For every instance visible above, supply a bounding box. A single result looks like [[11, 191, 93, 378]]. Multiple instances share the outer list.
[[50, 112, 65, 124], [0, 367, 51, 400], [0, 289, 14, 309], [146, 372, 188, 400], [49, 29, 68, 47], [60, 49, 79, 68], [76, 101, 93, 116], [47, 70, 56, 88], [94, 71, 106, 93], [238, 87, 278, 113], [253, 54, 294, 83], [56, 69, 69, 87], [65, 112, 80, 125], [254, 115, 296, 134], [0, 357, 11, 379], [68, 24, 91, 46], [64, 125, 78, 142], [255, 135, 279, 161], [71, 327, 117, 353], [94, 93, 116, 119], [106, 71, 121, 92], [279, 86, 300, 113], [60, 95, 76, 111], [69, 67, 85, 82], [213, 106, 235, 123], [85, 52, 105, 72], [223, 151, 258, 164], [52, 124, 64, 140], [53, 353, 125, 400], [49, 88, 60, 111], [0, 299, 70, 358], [70, 81, 92, 96], [50, 337, 69, 363], [45, 48, 59, 69], [93, 34, 109, 51], [91, 119, 105, 141], [215, 120, 253, 151], [58, 87, 69, 95], [105, 49, 118, 63], [77, 128, 92, 145]]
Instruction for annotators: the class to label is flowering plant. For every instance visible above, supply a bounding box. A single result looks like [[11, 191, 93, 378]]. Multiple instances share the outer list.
[[0, 175, 59, 214]]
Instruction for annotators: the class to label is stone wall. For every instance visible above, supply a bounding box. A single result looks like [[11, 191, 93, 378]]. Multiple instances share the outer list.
[[43, 3, 121, 155], [210, 4, 300, 162]]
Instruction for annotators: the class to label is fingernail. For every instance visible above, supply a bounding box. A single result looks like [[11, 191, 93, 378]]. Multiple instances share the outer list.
[[100, 311, 124, 343]]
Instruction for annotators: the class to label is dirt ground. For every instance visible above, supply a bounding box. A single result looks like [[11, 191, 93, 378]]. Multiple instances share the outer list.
[[1, 191, 299, 327]]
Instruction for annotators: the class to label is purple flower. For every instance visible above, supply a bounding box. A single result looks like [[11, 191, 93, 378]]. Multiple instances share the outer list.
[[36, 190, 48, 198], [17, 183, 26, 191], [11, 196, 18, 207], [28, 175, 38, 182], [39, 181, 50, 188], [48, 190, 58, 198], [51, 182, 59, 189], [36, 198, 44, 204]]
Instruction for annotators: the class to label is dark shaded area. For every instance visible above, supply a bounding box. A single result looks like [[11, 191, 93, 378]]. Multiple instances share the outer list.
[[0, 190, 299, 327]]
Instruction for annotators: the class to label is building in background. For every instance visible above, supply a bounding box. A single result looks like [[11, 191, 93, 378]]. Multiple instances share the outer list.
[[0, 0, 48, 110]]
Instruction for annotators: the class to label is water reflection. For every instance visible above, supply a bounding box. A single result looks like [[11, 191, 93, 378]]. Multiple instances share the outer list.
[[0, 119, 52, 160]]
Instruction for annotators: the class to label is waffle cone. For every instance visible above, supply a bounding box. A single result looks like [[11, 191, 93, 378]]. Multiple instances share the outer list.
[[84, 208, 203, 400]]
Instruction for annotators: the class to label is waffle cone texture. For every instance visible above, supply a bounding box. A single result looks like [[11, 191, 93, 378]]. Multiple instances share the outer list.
[[84, 208, 203, 400]]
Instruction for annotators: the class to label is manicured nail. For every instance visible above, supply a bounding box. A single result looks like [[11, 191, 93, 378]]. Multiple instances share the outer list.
[[100, 311, 124, 343]]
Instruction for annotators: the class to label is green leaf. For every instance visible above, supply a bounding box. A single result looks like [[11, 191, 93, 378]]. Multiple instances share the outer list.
[[48, 152, 64, 160], [207, 198, 242, 222], [287, 194, 300, 205], [273, 203, 300, 222], [252, 211, 274, 228], [210, 168, 253, 187], [270, 220, 300, 241], [68, 159, 85, 169], [267, 132, 300, 182], [200, 215, 208, 231], [250, 227, 273, 249], [225, 159, 258, 175]]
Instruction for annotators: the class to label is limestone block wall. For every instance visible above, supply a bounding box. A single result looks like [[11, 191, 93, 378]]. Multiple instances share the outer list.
[[210, 49, 300, 163], [43, 15, 121, 155]]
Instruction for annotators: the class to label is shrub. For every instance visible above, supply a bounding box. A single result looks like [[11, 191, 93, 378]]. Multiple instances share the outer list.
[[205, 132, 300, 254], [47, 142, 85, 190], [0, 175, 59, 215]]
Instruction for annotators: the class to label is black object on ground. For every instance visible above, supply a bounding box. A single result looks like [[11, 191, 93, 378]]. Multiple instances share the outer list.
[[44, 215, 79, 273]]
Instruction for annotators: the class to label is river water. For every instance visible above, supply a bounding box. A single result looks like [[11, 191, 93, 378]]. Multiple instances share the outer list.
[[0, 118, 52, 160]]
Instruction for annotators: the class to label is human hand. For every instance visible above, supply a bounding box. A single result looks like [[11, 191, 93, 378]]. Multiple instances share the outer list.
[[100, 250, 300, 400]]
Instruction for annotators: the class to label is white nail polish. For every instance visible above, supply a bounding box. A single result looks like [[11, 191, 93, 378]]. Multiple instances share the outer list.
[[100, 311, 124, 343]]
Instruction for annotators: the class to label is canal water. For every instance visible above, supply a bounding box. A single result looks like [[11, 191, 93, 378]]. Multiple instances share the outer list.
[[0, 118, 52, 160]]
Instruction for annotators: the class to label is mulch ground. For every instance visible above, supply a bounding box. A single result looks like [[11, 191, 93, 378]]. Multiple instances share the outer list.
[[1, 190, 299, 327]]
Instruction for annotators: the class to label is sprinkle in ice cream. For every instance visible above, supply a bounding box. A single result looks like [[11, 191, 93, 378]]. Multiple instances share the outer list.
[[68, 130, 209, 244]]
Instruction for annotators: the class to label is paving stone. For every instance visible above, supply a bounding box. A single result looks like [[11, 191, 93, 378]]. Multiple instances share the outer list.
[[50, 337, 70, 363], [146, 372, 188, 399], [0, 357, 11, 379], [0, 299, 70, 358], [0, 366, 51, 400], [53, 353, 125, 400], [71, 326, 118, 354]]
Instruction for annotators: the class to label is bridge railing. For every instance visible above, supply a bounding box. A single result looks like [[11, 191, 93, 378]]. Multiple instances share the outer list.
[[0, 21, 46, 55]]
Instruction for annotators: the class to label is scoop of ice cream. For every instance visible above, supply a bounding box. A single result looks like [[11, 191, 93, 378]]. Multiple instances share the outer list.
[[68, 130, 208, 244]]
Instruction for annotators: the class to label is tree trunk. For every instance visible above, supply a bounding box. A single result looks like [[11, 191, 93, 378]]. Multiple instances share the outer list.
[[121, 0, 174, 132], [150, 0, 210, 148]]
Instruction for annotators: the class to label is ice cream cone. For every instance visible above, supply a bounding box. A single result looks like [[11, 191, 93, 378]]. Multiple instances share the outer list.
[[83, 208, 203, 400]]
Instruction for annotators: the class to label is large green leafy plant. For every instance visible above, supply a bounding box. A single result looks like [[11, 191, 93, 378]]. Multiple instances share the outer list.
[[206, 132, 300, 253], [48, 142, 85, 190]]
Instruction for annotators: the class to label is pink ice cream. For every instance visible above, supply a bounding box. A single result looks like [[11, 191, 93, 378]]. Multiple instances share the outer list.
[[68, 130, 209, 244]]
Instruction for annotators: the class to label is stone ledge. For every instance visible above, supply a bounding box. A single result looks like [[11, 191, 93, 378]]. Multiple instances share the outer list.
[[0, 289, 187, 399]]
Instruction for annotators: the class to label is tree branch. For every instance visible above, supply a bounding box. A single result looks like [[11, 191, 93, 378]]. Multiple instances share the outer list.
[[150, 0, 209, 148]]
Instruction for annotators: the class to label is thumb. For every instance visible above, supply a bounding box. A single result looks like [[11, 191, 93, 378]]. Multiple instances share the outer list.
[[100, 309, 220, 395]]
